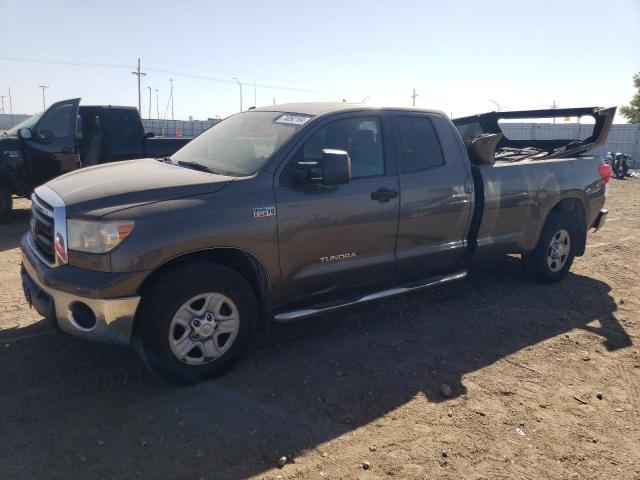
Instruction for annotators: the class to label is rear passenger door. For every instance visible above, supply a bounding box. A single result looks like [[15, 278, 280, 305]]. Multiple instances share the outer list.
[[392, 113, 473, 278]]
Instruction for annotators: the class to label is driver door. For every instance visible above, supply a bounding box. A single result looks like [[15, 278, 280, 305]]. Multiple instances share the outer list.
[[23, 98, 80, 188], [275, 114, 400, 304]]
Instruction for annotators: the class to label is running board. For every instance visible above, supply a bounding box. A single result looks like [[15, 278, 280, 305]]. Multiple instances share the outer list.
[[274, 270, 467, 322]]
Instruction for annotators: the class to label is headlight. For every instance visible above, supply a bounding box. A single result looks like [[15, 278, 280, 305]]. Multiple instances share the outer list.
[[67, 219, 134, 253]]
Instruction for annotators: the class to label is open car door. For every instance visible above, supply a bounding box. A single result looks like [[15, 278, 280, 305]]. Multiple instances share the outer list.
[[23, 98, 81, 188]]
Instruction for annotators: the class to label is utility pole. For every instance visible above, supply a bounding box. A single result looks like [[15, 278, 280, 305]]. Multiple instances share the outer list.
[[232, 78, 243, 112], [0, 96, 5, 114], [131, 58, 147, 114], [272, 98, 276, 105], [254, 80, 257, 108], [7, 87, 13, 126], [155, 89, 160, 119], [169, 79, 174, 120], [411, 88, 418, 107], [147, 86, 152, 119], [550, 99, 557, 125], [38, 85, 49, 110]]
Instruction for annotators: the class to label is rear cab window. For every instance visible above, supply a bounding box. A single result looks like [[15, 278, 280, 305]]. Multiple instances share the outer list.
[[101, 109, 144, 156], [394, 116, 445, 173]]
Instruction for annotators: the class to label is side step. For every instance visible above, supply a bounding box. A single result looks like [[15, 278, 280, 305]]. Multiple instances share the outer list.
[[273, 270, 467, 322]]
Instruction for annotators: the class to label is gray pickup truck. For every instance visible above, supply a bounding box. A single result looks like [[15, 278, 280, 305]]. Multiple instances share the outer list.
[[20, 103, 613, 383]]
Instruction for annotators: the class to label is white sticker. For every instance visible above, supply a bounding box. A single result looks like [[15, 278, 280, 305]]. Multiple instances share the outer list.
[[275, 114, 312, 126]]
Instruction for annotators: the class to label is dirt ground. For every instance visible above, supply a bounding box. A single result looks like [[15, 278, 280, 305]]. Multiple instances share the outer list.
[[0, 180, 639, 480]]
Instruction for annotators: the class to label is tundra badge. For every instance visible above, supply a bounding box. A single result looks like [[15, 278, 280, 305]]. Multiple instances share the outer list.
[[320, 252, 357, 263], [253, 207, 276, 218]]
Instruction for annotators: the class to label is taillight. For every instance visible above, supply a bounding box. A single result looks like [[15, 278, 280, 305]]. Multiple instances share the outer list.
[[599, 163, 612, 184]]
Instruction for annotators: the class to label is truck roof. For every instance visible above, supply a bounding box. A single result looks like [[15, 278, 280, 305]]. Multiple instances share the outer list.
[[252, 102, 444, 117], [79, 105, 138, 111]]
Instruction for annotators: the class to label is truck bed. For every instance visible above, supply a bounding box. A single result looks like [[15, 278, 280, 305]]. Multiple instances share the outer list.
[[470, 154, 606, 259], [453, 107, 615, 165]]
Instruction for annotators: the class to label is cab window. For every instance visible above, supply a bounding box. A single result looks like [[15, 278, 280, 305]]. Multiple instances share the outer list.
[[297, 117, 384, 179], [395, 116, 444, 173], [36, 103, 75, 140]]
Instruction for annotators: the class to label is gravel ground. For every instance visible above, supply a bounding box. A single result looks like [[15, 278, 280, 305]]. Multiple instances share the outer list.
[[0, 180, 639, 479]]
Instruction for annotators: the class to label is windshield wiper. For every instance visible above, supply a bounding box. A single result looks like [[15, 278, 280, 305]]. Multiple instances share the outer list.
[[177, 160, 217, 174], [177, 160, 240, 177]]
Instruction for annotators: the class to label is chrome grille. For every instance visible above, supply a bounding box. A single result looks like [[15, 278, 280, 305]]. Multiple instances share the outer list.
[[31, 194, 56, 264], [28, 186, 68, 267]]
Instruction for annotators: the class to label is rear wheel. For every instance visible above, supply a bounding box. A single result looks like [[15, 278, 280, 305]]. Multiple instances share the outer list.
[[135, 263, 258, 384], [523, 213, 576, 284], [0, 183, 12, 222]]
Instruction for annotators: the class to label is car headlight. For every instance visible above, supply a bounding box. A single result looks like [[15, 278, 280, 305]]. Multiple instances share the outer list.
[[67, 219, 134, 253]]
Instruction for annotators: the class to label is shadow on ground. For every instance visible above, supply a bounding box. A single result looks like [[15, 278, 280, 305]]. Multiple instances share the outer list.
[[0, 257, 631, 479]]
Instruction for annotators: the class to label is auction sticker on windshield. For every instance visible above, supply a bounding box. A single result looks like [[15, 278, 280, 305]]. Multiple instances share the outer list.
[[275, 114, 312, 126]]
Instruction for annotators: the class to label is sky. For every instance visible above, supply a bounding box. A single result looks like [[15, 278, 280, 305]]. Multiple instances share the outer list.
[[1, 0, 639, 122]]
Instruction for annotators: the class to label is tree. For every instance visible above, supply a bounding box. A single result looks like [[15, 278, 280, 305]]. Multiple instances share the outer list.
[[620, 72, 640, 123]]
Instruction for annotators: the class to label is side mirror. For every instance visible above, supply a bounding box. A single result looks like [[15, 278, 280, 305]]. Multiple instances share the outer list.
[[18, 128, 32, 140], [144, 131, 155, 139], [320, 149, 351, 185]]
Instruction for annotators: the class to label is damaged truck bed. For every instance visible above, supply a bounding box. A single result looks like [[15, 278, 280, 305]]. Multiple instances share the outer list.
[[453, 107, 615, 164]]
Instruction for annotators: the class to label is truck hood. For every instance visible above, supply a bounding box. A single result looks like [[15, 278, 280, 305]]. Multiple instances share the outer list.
[[46, 158, 235, 218]]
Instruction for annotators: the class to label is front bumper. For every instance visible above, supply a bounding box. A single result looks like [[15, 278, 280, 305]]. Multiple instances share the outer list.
[[21, 235, 141, 346], [592, 208, 608, 232]]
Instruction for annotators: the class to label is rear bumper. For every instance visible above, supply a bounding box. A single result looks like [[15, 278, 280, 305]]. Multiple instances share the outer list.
[[592, 208, 608, 231], [21, 235, 141, 346]]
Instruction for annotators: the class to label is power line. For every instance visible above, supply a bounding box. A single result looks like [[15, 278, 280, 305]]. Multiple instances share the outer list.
[[0, 56, 353, 96], [3, 47, 324, 86]]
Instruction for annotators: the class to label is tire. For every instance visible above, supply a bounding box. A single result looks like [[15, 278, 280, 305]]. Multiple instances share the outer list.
[[613, 159, 628, 179], [0, 183, 12, 222], [134, 263, 259, 384], [523, 213, 577, 284]]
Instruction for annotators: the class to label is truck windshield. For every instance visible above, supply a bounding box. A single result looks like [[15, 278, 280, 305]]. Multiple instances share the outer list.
[[171, 111, 311, 176], [6, 112, 43, 135]]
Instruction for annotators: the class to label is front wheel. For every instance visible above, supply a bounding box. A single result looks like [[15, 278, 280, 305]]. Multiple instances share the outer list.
[[523, 213, 576, 284], [134, 263, 258, 384]]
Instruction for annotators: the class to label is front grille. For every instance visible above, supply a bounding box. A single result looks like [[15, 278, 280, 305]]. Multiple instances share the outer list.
[[31, 194, 56, 264]]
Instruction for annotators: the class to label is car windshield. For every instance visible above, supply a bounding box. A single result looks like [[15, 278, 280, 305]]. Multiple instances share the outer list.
[[6, 112, 43, 135], [170, 111, 311, 176]]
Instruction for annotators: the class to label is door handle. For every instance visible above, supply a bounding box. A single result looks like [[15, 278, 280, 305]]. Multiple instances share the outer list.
[[371, 188, 398, 203]]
